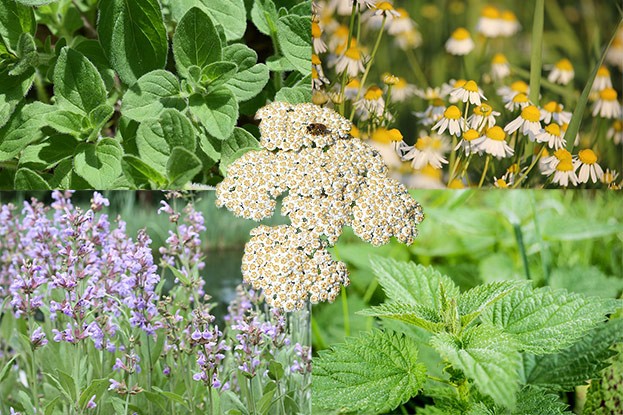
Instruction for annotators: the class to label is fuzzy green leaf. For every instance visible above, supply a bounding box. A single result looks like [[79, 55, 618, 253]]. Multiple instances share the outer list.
[[549, 266, 623, 299], [431, 324, 521, 409], [0, 0, 35, 53], [313, 330, 426, 413], [14, 168, 50, 190], [250, 0, 278, 36], [98, 0, 168, 85], [168, 0, 246, 41], [122, 70, 186, 122], [136, 108, 196, 171], [73, 40, 116, 91], [121, 154, 167, 189], [9, 32, 38, 77], [19, 134, 78, 170], [525, 319, 623, 391], [370, 257, 460, 310], [15, 0, 57, 5], [73, 138, 123, 189], [276, 15, 311, 75], [200, 61, 238, 88], [275, 83, 311, 104], [166, 146, 202, 188], [219, 127, 259, 176], [45, 109, 87, 136], [188, 88, 238, 140], [54, 48, 107, 114], [510, 386, 571, 414], [482, 286, 618, 355], [222, 44, 269, 101], [0, 102, 54, 161], [459, 281, 524, 326], [0, 65, 35, 128], [173, 7, 222, 78], [359, 302, 445, 333]]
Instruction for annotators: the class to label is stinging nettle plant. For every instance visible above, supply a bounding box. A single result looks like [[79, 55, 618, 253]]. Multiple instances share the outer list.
[[313, 257, 623, 414], [0, 0, 311, 190]]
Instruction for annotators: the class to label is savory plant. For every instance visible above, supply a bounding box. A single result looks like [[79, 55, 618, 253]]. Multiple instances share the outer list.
[[0, 192, 311, 414], [313, 257, 623, 414], [0, 0, 311, 190]]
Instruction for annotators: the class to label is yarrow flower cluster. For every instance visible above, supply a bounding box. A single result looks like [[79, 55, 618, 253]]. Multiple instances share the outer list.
[[216, 102, 424, 311]]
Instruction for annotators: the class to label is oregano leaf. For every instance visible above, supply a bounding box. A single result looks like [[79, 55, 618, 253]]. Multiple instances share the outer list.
[[173, 7, 222, 78], [0, 0, 35, 53], [188, 88, 238, 141], [73, 138, 123, 189], [276, 14, 311, 75], [166, 146, 202, 187], [14, 168, 51, 190], [122, 70, 186, 122], [53, 48, 107, 114]]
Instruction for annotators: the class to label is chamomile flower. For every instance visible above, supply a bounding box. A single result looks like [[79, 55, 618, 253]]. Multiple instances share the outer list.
[[477, 5, 502, 38], [601, 169, 619, 186], [387, 7, 415, 35], [540, 148, 572, 175], [343, 78, 361, 100], [447, 178, 466, 189], [406, 164, 444, 189], [386, 76, 417, 102], [504, 93, 531, 111], [468, 103, 500, 130], [591, 66, 613, 92], [497, 80, 529, 103], [498, 10, 521, 37], [560, 122, 580, 147], [479, 126, 514, 159], [445, 28, 475, 56], [551, 158, 578, 187], [455, 128, 485, 155], [504, 105, 542, 138], [493, 176, 510, 188], [450, 80, 486, 105], [592, 88, 622, 119], [373, 1, 400, 18], [312, 21, 327, 54], [354, 86, 385, 120], [335, 46, 366, 77], [414, 98, 446, 126], [547, 59, 574, 85], [535, 123, 566, 150], [357, 0, 378, 8], [401, 132, 450, 169], [574, 149, 604, 183], [607, 120, 623, 144], [432, 105, 466, 136], [394, 27, 422, 50], [605, 36, 623, 71], [491, 53, 511, 80], [539, 101, 572, 125], [328, 25, 350, 51], [311, 54, 329, 90]]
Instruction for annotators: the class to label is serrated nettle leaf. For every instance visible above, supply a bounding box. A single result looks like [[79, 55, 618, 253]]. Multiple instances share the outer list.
[[201, 61, 238, 88], [526, 319, 623, 391], [173, 7, 222, 78], [19, 134, 78, 170], [9, 32, 38, 77], [371, 257, 460, 311], [276, 15, 311, 75], [136, 108, 196, 171], [0, 65, 35, 128], [431, 324, 521, 409], [359, 302, 446, 333], [481, 286, 618, 355], [0, 0, 35, 53], [549, 266, 623, 299], [250, 0, 278, 36], [459, 281, 525, 326], [219, 127, 259, 175], [97, 0, 168, 85], [189, 88, 238, 140], [45, 109, 87, 136], [73, 138, 123, 189], [54, 48, 107, 114], [0, 102, 54, 161], [122, 70, 186, 122], [314, 330, 426, 414], [509, 386, 571, 415], [14, 167, 51, 190], [166, 146, 202, 187]]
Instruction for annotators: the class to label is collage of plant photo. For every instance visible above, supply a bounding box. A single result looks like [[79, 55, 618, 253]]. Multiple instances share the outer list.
[[0, 0, 622, 414]]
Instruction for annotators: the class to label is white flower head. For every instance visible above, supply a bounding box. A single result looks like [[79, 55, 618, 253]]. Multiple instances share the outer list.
[[445, 28, 475, 55], [504, 105, 542, 139], [573, 149, 604, 184], [450, 80, 486, 105], [432, 105, 466, 137], [547, 59, 574, 85], [480, 126, 514, 159]]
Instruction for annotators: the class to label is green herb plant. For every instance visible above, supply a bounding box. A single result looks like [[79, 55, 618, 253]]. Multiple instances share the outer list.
[[0, 0, 311, 189], [313, 257, 623, 414]]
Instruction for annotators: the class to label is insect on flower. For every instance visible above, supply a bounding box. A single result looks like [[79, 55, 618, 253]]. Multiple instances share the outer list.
[[307, 123, 331, 135]]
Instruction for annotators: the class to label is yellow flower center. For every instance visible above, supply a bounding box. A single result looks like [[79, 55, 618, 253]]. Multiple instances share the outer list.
[[415, 136, 432, 150], [344, 47, 362, 60], [597, 66, 610, 77], [451, 28, 471, 41], [555, 59, 573, 71], [553, 148, 572, 161], [602, 170, 617, 184], [613, 120, 622, 131], [481, 5, 500, 18], [447, 179, 465, 189], [346, 78, 360, 89], [311, 67, 318, 79], [376, 1, 394, 11], [395, 78, 407, 88], [512, 93, 529, 103], [599, 88, 617, 101], [463, 129, 480, 141], [372, 127, 398, 143], [474, 103, 493, 116], [349, 125, 360, 138], [510, 80, 529, 93], [364, 86, 383, 100], [463, 80, 479, 92], [507, 163, 519, 174], [396, 8, 409, 18], [312, 22, 321, 38], [578, 149, 597, 165], [454, 79, 467, 88], [521, 105, 541, 122], [444, 105, 462, 120], [501, 10, 517, 22], [486, 126, 506, 141], [492, 53, 508, 64], [544, 123, 561, 136], [335, 25, 349, 39], [542, 101, 560, 113], [432, 98, 444, 107], [311, 54, 321, 65], [495, 178, 508, 188], [388, 129, 404, 141], [556, 159, 573, 172], [420, 163, 442, 179]]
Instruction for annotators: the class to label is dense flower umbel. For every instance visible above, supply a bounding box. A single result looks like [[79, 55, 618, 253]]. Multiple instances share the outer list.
[[216, 102, 424, 311]]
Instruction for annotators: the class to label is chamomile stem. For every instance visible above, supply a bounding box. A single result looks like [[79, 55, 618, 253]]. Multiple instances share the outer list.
[[478, 155, 491, 187], [529, 0, 545, 104], [512, 147, 544, 188], [350, 16, 387, 121]]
